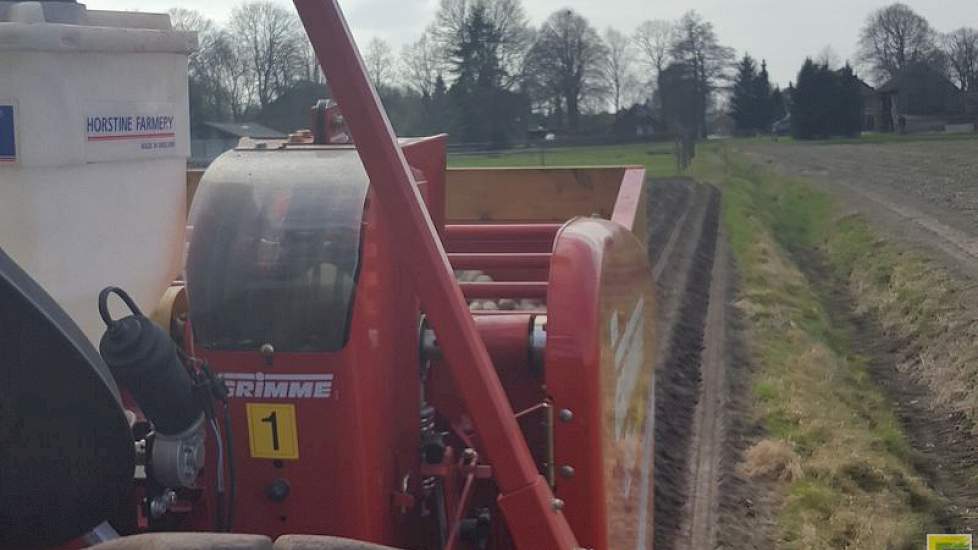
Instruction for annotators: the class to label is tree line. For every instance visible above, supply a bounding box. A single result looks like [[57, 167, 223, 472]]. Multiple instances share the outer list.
[[171, 0, 736, 147], [729, 2, 978, 140], [175, 1, 976, 146]]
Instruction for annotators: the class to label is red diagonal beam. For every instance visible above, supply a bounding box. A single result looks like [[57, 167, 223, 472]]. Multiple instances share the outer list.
[[291, 2, 579, 548]]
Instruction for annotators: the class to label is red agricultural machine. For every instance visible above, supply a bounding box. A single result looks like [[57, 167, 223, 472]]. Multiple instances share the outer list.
[[0, 1, 656, 549]]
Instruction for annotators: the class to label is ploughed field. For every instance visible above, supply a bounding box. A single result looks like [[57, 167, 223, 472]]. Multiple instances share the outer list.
[[744, 138, 978, 276], [746, 140, 978, 226]]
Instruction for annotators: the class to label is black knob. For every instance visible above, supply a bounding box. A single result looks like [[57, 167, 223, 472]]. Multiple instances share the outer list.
[[422, 434, 447, 465], [266, 479, 290, 502]]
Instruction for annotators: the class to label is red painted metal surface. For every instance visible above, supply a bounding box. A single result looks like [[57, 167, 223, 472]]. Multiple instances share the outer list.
[[291, 1, 579, 548], [444, 240, 555, 255], [402, 136, 449, 236], [187, 193, 422, 545], [443, 224, 559, 255], [428, 314, 535, 392], [610, 168, 648, 231], [174, 159, 651, 549], [545, 216, 657, 550]]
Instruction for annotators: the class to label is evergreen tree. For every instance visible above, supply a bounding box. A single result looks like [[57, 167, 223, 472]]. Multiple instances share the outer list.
[[771, 86, 787, 122], [837, 63, 865, 137], [791, 58, 865, 139], [753, 60, 774, 130], [730, 54, 775, 134], [791, 58, 820, 139], [446, 5, 527, 147], [810, 63, 836, 136], [730, 54, 759, 133], [424, 74, 456, 135]]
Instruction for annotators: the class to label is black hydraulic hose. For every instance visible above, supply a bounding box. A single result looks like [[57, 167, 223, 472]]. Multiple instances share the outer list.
[[98, 286, 143, 325]]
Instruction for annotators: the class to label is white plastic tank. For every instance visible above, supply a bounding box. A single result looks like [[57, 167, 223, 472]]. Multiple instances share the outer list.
[[0, 1, 196, 344]]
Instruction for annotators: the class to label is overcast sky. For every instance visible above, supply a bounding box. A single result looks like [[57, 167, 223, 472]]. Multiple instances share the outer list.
[[87, 0, 978, 87]]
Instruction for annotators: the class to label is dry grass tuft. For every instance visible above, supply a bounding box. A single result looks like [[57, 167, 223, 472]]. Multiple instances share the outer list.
[[742, 439, 803, 482]]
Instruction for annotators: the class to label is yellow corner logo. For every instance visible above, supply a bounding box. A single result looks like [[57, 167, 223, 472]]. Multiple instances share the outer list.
[[928, 534, 973, 550]]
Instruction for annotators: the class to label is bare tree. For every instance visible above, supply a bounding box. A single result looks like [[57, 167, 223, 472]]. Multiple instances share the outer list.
[[401, 32, 443, 97], [431, 0, 532, 89], [634, 20, 673, 78], [168, 8, 216, 81], [169, 9, 242, 120], [229, 1, 306, 110], [669, 11, 734, 138], [858, 3, 938, 83], [297, 38, 323, 84], [943, 27, 978, 92], [528, 9, 609, 131], [816, 45, 842, 69], [658, 62, 698, 169], [168, 7, 213, 35], [604, 27, 637, 113], [364, 37, 396, 90], [206, 31, 253, 120]]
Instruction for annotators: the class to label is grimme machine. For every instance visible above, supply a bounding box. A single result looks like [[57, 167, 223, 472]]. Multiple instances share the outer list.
[[0, 1, 656, 549]]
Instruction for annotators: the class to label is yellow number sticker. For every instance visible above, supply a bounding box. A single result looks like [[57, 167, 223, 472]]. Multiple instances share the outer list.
[[245, 403, 299, 460]]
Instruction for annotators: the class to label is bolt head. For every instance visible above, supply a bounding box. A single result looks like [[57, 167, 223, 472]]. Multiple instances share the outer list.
[[560, 465, 576, 478], [559, 409, 574, 422], [551, 498, 565, 511], [266, 478, 291, 503]]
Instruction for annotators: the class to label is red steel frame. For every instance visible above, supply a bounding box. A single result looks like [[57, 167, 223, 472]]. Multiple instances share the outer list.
[[291, 1, 580, 548]]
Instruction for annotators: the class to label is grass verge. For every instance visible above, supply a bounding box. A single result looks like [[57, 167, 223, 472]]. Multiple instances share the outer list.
[[448, 141, 678, 177], [694, 144, 948, 548]]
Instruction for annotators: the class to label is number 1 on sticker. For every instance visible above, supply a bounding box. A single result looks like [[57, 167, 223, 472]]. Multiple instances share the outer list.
[[261, 411, 280, 450], [246, 403, 298, 460]]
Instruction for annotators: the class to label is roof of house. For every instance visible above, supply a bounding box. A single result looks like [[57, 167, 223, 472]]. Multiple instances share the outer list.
[[877, 63, 960, 94], [833, 68, 875, 93], [203, 121, 287, 139]]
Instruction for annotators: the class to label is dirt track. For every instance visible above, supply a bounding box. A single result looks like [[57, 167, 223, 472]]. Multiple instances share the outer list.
[[682, 226, 729, 550], [647, 179, 747, 550]]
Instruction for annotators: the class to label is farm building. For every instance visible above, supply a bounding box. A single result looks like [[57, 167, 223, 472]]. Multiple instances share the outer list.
[[870, 63, 966, 133], [853, 76, 878, 132]]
